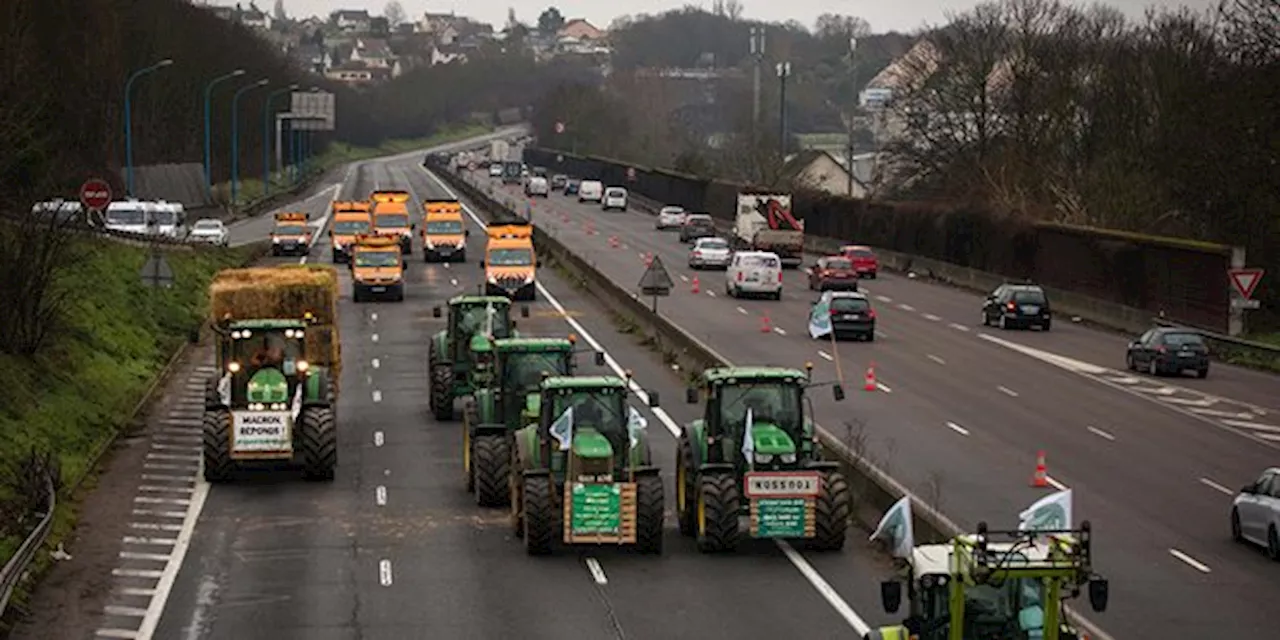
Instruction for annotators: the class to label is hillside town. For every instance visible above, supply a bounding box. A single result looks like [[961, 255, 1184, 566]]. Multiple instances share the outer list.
[[196, 2, 611, 88]]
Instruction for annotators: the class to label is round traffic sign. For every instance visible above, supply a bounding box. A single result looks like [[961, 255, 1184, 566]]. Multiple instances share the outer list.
[[79, 178, 112, 210], [626, 167, 637, 182], [555, 121, 565, 134]]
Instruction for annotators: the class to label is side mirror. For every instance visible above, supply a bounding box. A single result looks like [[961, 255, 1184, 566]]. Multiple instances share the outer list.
[[833, 384, 846, 402], [686, 387, 699, 404], [880, 580, 902, 613], [520, 305, 530, 318], [594, 351, 605, 366], [647, 391, 661, 407], [432, 306, 442, 318], [1088, 578, 1109, 612]]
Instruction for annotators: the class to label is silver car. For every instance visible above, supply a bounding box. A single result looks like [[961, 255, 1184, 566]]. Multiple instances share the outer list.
[[1232, 467, 1280, 559], [689, 237, 731, 269], [188, 218, 229, 246], [656, 206, 686, 230]]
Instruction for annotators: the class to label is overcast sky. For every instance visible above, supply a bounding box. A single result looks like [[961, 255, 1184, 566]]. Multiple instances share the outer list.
[[217, 1, 1219, 34]]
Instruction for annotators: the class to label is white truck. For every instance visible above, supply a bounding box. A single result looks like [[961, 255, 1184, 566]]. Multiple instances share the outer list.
[[732, 192, 804, 268], [489, 139, 510, 165]]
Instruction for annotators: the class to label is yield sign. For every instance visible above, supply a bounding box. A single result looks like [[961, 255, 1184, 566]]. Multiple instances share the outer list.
[[1228, 268, 1264, 299]]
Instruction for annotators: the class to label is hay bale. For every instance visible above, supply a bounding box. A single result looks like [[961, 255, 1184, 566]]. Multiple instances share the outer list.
[[210, 266, 338, 325], [306, 325, 342, 384]]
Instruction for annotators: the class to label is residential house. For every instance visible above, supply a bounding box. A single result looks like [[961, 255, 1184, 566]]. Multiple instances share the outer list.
[[239, 5, 270, 30], [290, 43, 332, 75], [557, 19, 604, 42], [332, 9, 371, 33], [779, 150, 889, 199], [324, 60, 391, 88], [431, 44, 467, 66], [351, 38, 395, 69], [420, 12, 464, 34]]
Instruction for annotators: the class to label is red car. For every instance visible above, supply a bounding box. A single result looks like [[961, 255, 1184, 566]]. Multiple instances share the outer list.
[[839, 244, 879, 279], [808, 256, 860, 291]]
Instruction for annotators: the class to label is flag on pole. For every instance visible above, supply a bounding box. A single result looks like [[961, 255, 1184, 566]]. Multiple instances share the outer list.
[[627, 406, 647, 448], [808, 295, 833, 339], [550, 406, 574, 451], [1018, 489, 1073, 532], [869, 496, 915, 558], [741, 408, 755, 460], [483, 302, 496, 337]]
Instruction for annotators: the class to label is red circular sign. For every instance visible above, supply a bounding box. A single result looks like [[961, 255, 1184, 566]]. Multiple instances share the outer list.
[[555, 122, 565, 134], [79, 178, 112, 210]]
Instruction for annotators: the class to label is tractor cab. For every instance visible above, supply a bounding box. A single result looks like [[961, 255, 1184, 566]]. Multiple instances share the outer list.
[[429, 294, 530, 421], [532, 377, 659, 479], [873, 522, 1110, 640], [214, 317, 317, 410], [493, 337, 604, 428]]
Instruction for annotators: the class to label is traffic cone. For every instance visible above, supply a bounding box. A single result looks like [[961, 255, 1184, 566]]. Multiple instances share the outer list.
[[644, 252, 653, 267], [759, 313, 772, 333], [1031, 451, 1049, 487], [609, 235, 619, 248], [863, 364, 877, 392], [691, 276, 700, 294]]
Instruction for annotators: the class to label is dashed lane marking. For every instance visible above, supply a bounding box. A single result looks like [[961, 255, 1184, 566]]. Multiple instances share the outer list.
[[585, 557, 608, 585], [112, 569, 163, 579], [1046, 476, 1069, 491], [379, 559, 394, 586], [945, 421, 970, 436], [372, 358, 381, 369], [372, 390, 383, 403], [122, 536, 178, 546], [922, 313, 941, 322], [875, 382, 893, 394], [818, 350, 834, 361], [773, 327, 787, 336], [997, 386, 1019, 397], [96, 629, 141, 639], [374, 431, 384, 446], [1199, 477, 1234, 495], [1169, 548, 1211, 573], [926, 354, 946, 365], [1087, 426, 1116, 441], [948, 322, 970, 332], [376, 485, 387, 506], [897, 303, 916, 311]]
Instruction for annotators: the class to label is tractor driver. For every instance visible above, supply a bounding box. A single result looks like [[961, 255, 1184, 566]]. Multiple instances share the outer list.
[[249, 335, 285, 369]]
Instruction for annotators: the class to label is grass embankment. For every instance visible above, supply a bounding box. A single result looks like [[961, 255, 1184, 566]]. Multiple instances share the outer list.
[[0, 238, 255, 564], [218, 123, 492, 206]]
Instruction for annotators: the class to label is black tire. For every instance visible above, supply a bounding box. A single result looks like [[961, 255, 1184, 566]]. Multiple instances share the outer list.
[[810, 470, 851, 551], [463, 403, 476, 493], [523, 476, 557, 555], [635, 474, 665, 554], [865, 331, 876, 342], [676, 437, 697, 536], [1269, 526, 1280, 562], [457, 249, 467, 263], [510, 470, 525, 539], [201, 409, 234, 482], [1042, 320, 1051, 331], [1125, 353, 1135, 371], [473, 434, 511, 507], [430, 363, 455, 421], [204, 376, 221, 408], [299, 407, 337, 481], [1231, 508, 1243, 542], [696, 473, 740, 553], [1197, 367, 1209, 379]]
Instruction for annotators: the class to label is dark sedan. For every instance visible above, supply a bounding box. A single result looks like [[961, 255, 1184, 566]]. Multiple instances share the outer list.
[[982, 283, 1051, 330], [807, 256, 859, 291], [679, 214, 716, 243], [1126, 327, 1210, 378], [564, 179, 581, 195]]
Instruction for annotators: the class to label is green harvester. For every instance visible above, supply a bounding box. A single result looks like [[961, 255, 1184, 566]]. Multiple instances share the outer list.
[[429, 294, 529, 421]]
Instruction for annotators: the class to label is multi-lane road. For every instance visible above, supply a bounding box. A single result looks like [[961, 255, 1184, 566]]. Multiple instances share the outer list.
[[70, 136, 933, 640], [455, 170, 1280, 639]]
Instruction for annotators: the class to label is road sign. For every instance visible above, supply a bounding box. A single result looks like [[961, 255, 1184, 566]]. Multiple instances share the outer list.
[[555, 121, 565, 134], [638, 254, 674, 296], [139, 252, 174, 288], [1229, 268, 1264, 299], [79, 178, 112, 211], [626, 167, 637, 182], [1231, 298, 1261, 310]]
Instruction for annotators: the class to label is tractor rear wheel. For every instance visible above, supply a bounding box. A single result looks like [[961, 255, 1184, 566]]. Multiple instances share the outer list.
[[473, 434, 511, 507], [430, 362, 455, 421], [510, 473, 525, 538], [696, 472, 740, 553], [299, 407, 337, 481], [201, 409, 234, 482], [676, 437, 697, 536], [635, 474, 665, 554], [523, 476, 557, 555], [810, 470, 851, 551]]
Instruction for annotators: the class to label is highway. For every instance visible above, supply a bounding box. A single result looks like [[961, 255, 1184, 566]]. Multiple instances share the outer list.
[[456, 171, 1280, 638], [138, 140, 906, 640]]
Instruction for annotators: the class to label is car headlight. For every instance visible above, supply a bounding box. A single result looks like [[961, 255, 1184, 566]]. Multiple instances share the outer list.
[[424, 239, 435, 249], [272, 238, 281, 243], [780, 453, 797, 463], [522, 273, 534, 284], [754, 453, 774, 464]]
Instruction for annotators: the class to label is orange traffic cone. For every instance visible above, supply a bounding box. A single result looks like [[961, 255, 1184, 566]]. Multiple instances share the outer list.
[[644, 252, 653, 267], [1031, 451, 1049, 487], [863, 364, 877, 391], [609, 235, 619, 248], [759, 313, 772, 333], [691, 276, 700, 294]]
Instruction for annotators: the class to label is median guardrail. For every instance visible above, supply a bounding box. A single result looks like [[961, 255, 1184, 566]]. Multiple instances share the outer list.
[[0, 460, 56, 618], [1152, 316, 1280, 371]]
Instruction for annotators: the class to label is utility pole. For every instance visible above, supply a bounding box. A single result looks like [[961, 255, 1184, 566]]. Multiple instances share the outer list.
[[749, 26, 765, 143], [777, 61, 791, 156], [847, 36, 859, 198]]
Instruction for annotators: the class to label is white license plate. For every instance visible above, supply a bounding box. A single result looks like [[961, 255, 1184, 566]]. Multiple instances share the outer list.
[[371, 286, 386, 292], [745, 472, 821, 497], [232, 411, 293, 453], [747, 272, 761, 281], [1022, 306, 1040, 314], [840, 314, 862, 321]]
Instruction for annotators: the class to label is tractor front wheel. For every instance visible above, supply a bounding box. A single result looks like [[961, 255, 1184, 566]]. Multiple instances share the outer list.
[[696, 472, 740, 553], [523, 476, 557, 555], [676, 437, 697, 536], [635, 474, 665, 554], [810, 470, 851, 551], [299, 407, 337, 481], [201, 409, 234, 482], [473, 434, 511, 507], [430, 362, 455, 421]]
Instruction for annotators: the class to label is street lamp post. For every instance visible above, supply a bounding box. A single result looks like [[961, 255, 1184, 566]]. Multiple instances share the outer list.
[[847, 37, 859, 197], [749, 27, 766, 143], [776, 61, 792, 156], [263, 83, 299, 197], [203, 69, 245, 199], [230, 78, 270, 206], [124, 58, 174, 197]]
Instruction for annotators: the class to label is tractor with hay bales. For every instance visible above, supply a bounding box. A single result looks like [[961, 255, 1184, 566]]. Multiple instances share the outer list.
[[429, 294, 529, 421], [202, 266, 342, 482]]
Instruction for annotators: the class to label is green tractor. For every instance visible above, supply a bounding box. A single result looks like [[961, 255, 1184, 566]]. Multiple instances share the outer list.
[[462, 335, 605, 506], [868, 522, 1110, 640], [202, 316, 339, 482], [677, 365, 850, 552], [429, 294, 529, 421], [511, 375, 664, 555]]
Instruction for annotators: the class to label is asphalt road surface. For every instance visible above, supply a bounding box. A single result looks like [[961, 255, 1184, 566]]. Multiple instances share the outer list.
[[141, 142, 904, 640], [458, 171, 1280, 639]]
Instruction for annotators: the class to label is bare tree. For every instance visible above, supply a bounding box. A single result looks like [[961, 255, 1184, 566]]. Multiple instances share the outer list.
[[384, 1, 406, 27]]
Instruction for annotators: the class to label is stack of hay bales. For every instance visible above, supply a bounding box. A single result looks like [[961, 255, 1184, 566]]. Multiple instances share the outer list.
[[210, 265, 342, 385]]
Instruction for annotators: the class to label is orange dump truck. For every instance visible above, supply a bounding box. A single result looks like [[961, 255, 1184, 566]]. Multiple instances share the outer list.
[[421, 198, 468, 263], [370, 190, 414, 255], [270, 212, 313, 257], [350, 233, 405, 302], [482, 221, 536, 301], [328, 201, 373, 263]]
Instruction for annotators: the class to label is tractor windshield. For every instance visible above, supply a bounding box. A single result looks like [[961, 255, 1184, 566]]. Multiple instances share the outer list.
[[230, 330, 304, 375], [919, 579, 1045, 640], [456, 304, 511, 339], [551, 388, 626, 437], [718, 381, 802, 434], [504, 352, 569, 393]]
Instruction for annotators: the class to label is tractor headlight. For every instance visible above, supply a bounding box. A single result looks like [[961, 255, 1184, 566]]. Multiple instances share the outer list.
[[487, 275, 498, 284], [780, 453, 797, 463], [270, 402, 286, 410], [249, 402, 265, 411], [754, 453, 774, 464], [296, 360, 309, 372], [228, 361, 241, 373]]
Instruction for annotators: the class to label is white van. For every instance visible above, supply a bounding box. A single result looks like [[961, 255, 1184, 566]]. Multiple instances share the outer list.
[[578, 180, 604, 203], [726, 251, 783, 300], [104, 200, 155, 235], [152, 201, 187, 238], [602, 187, 628, 211]]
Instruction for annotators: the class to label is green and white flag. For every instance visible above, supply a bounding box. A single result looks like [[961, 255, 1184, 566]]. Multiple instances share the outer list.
[[483, 302, 496, 337], [1018, 489, 1072, 532], [808, 295, 832, 339], [550, 406, 574, 451], [741, 408, 755, 459], [869, 496, 915, 558], [627, 406, 647, 448]]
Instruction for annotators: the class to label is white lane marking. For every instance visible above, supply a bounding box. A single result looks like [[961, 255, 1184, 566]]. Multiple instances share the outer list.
[[1188, 407, 1252, 419], [379, 559, 394, 586], [585, 557, 608, 585], [1221, 419, 1280, 432], [371, 312, 378, 322], [1169, 548, 1211, 573], [1199, 477, 1234, 495], [131, 509, 186, 519], [977, 333, 1109, 374], [372, 390, 383, 403], [773, 327, 787, 336], [945, 421, 970, 436], [997, 386, 1019, 397], [875, 295, 892, 303], [376, 485, 387, 506], [134, 496, 190, 506], [120, 551, 173, 562], [1136, 386, 1177, 396], [450, 278, 458, 286], [149, 443, 196, 452], [296, 183, 341, 265], [922, 313, 941, 322], [145, 452, 199, 462], [875, 382, 893, 394], [897, 303, 916, 311], [1106, 375, 1141, 384], [1046, 476, 1069, 491], [432, 165, 877, 635], [138, 485, 194, 494], [818, 350, 834, 361], [123, 536, 178, 546], [736, 306, 748, 315], [105, 605, 149, 617], [140, 474, 193, 483], [1164, 397, 1215, 407], [374, 431, 384, 446], [371, 333, 380, 342], [372, 358, 381, 369], [113, 569, 163, 579], [948, 322, 970, 332], [366, 375, 373, 385], [131, 522, 182, 532], [678, 274, 689, 282], [707, 291, 716, 297], [116, 587, 158, 597], [96, 628, 141, 639], [1087, 426, 1116, 441], [926, 354, 946, 365]]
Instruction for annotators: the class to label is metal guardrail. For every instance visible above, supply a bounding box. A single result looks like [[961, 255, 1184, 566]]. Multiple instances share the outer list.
[[1151, 316, 1280, 353], [0, 470, 56, 618]]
